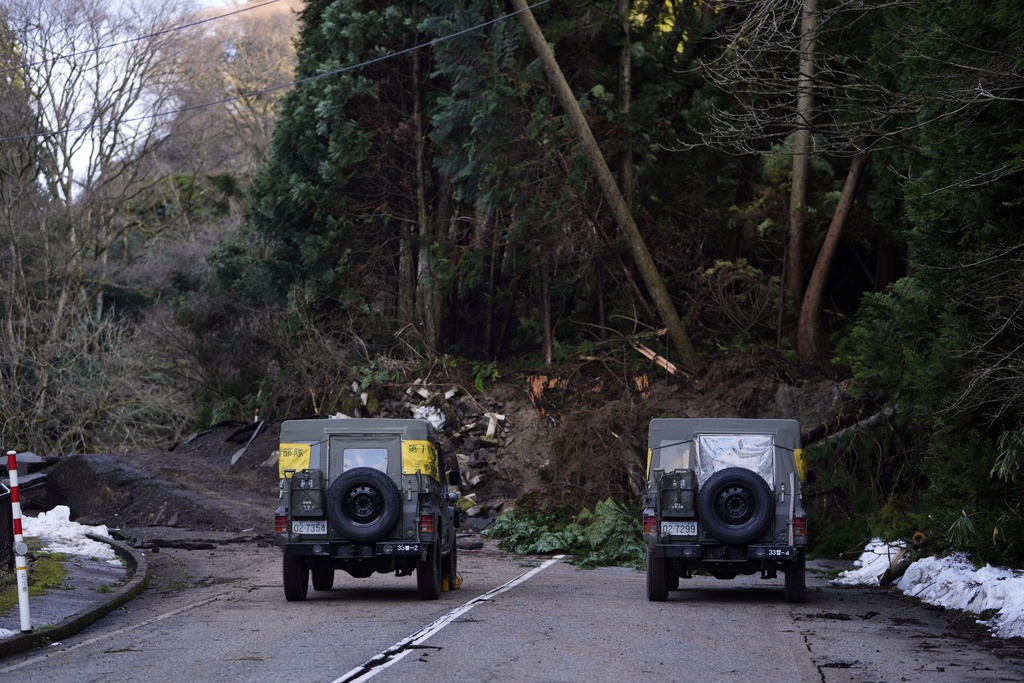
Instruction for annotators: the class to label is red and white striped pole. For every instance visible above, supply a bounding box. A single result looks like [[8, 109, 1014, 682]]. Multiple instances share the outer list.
[[7, 451, 31, 633]]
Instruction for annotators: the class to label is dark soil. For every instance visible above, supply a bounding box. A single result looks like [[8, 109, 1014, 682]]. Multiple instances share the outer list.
[[26, 356, 854, 544], [35, 420, 283, 544]]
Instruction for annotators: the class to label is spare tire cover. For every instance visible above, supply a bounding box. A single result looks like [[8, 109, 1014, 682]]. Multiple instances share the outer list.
[[698, 467, 774, 544], [326, 467, 401, 542]]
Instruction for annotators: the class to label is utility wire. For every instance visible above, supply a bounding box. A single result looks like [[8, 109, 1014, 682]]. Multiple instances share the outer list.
[[0, 0, 284, 76], [0, 0, 552, 143]]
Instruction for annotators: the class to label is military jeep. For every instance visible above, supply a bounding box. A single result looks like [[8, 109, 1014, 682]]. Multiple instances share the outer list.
[[274, 418, 460, 601], [642, 418, 808, 602]]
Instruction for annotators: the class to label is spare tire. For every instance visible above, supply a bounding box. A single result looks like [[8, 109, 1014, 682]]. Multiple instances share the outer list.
[[326, 468, 401, 542], [698, 467, 774, 544]]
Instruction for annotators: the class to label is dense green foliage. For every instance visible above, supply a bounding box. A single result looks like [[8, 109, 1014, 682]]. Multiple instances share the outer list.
[[217, 0, 781, 361], [485, 498, 645, 569], [841, 0, 1024, 564]]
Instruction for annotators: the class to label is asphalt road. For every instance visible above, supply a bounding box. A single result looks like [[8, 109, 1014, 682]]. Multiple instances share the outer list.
[[0, 538, 1022, 683]]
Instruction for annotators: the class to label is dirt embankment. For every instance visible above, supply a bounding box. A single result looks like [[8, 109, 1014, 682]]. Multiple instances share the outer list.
[[24, 359, 853, 544]]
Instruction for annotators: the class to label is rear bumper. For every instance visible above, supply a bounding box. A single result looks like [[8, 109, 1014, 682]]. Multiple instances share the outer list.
[[282, 540, 425, 558], [654, 543, 802, 565]]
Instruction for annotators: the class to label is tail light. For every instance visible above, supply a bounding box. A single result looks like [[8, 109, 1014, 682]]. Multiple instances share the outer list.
[[643, 515, 657, 535], [420, 514, 435, 534], [793, 517, 807, 539], [275, 515, 288, 534]]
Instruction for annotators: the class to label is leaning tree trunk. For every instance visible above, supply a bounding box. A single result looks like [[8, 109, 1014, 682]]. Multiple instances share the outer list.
[[796, 152, 868, 363], [511, 0, 702, 373]]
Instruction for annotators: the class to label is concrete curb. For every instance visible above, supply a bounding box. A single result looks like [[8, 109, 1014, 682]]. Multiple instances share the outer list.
[[0, 534, 149, 659]]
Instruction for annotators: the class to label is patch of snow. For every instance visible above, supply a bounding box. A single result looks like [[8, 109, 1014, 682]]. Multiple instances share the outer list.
[[834, 538, 1024, 639], [22, 505, 118, 563], [830, 538, 907, 586]]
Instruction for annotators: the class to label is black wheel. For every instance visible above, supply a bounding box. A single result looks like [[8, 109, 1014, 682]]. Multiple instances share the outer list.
[[698, 467, 774, 544], [646, 549, 668, 601], [441, 540, 459, 591], [311, 567, 334, 591], [785, 550, 807, 603], [667, 570, 680, 591], [283, 555, 309, 602], [417, 543, 442, 600], [326, 468, 401, 542]]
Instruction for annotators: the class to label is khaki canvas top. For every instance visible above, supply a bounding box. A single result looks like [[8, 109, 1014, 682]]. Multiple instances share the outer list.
[[647, 418, 805, 484], [279, 417, 438, 444], [648, 418, 801, 451]]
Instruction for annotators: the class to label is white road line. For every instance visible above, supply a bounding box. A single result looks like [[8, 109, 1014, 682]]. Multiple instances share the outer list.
[[0, 592, 232, 674], [333, 555, 564, 683]]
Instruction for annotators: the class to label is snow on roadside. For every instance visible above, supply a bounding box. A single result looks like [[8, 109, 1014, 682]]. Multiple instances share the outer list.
[[0, 506, 121, 639], [833, 538, 1024, 640], [21, 505, 118, 563], [830, 538, 907, 586]]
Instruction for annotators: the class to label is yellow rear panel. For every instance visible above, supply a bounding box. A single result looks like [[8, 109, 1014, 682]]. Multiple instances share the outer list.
[[402, 440, 439, 480], [279, 443, 312, 478]]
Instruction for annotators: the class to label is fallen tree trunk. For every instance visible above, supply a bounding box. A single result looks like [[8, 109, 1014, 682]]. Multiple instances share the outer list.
[[802, 406, 896, 447]]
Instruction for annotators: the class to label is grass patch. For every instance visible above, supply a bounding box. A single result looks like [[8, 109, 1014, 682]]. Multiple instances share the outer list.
[[0, 539, 70, 615]]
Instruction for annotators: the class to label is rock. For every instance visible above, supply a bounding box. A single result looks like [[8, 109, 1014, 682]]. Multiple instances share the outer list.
[[3, 451, 52, 476], [43, 435, 279, 534], [46, 455, 142, 520]]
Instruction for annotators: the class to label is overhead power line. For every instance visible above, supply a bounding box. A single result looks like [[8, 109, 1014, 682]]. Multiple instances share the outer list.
[[0, 0, 552, 143]]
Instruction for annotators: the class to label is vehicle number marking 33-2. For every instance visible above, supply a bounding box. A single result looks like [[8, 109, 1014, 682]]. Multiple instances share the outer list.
[[661, 521, 697, 536], [292, 520, 327, 535]]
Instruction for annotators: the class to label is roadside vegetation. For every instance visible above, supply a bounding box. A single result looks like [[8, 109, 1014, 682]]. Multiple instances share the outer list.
[[0, 540, 69, 614], [485, 497, 645, 570], [1, 0, 1022, 568]]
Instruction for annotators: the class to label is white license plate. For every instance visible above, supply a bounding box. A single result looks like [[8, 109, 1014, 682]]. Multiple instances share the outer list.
[[292, 520, 327, 535], [661, 521, 697, 536]]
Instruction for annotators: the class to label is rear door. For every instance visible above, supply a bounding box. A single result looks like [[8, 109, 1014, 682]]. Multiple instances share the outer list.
[[327, 434, 401, 481]]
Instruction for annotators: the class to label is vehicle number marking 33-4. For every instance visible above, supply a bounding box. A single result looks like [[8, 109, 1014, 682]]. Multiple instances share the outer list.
[[292, 520, 327, 535], [661, 521, 697, 536]]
